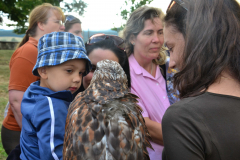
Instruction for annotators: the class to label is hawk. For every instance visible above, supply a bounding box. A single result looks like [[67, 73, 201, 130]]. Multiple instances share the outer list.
[[63, 59, 153, 160]]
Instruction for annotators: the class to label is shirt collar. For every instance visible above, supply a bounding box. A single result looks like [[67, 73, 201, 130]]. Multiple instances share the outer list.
[[129, 54, 142, 75], [28, 37, 38, 47], [129, 54, 161, 80], [30, 81, 73, 102]]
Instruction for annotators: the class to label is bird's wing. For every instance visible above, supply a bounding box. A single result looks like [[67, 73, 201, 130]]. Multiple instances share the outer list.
[[103, 94, 152, 160], [63, 94, 110, 160]]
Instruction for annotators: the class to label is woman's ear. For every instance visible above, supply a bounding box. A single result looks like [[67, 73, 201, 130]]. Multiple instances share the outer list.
[[130, 34, 136, 46], [37, 67, 48, 79], [37, 22, 45, 31]]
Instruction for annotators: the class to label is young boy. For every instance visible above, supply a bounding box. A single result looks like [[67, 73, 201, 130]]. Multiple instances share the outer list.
[[20, 32, 92, 160]]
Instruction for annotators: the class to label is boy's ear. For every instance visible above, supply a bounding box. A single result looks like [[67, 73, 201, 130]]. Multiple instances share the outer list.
[[37, 67, 48, 79]]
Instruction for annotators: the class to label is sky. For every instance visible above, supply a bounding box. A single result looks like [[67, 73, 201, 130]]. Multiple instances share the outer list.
[[76, 0, 171, 30], [1, 0, 171, 31], [2, 0, 240, 31], [71, 0, 240, 31]]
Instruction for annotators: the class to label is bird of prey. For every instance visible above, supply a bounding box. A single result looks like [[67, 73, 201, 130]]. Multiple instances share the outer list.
[[63, 59, 153, 160]]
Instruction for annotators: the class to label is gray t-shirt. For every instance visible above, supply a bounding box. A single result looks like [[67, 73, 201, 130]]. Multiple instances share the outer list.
[[162, 92, 240, 160]]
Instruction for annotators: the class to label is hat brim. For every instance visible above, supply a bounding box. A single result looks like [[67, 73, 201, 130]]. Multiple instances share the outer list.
[[32, 50, 92, 77]]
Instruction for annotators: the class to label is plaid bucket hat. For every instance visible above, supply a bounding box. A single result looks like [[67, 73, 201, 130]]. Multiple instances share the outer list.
[[32, 32, 92, 76]]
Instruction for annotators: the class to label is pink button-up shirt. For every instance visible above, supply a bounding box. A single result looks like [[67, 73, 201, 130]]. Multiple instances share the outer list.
[[129, 54, 170, 160]]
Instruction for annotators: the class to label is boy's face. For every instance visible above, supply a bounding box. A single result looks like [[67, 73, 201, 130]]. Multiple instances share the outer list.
[[39, 59, 86, 94]]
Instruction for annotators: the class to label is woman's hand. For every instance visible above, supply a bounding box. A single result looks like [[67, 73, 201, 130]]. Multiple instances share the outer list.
[[144, 117, 164, 145], [9, 90, 24, 128]]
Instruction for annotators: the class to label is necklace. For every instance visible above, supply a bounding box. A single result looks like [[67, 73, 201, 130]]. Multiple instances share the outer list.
[[151, 62, 153, 75]]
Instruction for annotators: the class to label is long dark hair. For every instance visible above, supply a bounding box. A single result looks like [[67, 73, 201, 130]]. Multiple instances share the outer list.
[[86, 39, 131, 88], [164, 0, 240, 98]]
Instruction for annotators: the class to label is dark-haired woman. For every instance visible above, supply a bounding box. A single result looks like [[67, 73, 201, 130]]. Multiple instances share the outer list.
[[64, 15, 83, 39], [2, 3, 65, 155], [73, 34, 131, 97], [162, 0, 240, 159]]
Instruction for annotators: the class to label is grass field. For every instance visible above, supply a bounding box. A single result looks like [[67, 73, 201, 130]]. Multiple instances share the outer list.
[[0, 50, 14, 159]]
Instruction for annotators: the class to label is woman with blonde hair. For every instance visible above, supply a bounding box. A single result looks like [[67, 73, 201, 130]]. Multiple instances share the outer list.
[[123, 6, 177, 159], [1, 3, 65, 155]]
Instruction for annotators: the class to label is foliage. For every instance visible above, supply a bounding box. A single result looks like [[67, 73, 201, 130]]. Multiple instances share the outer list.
[[62, 0, 87, 16], [120, 0, 154, 21], [111, 25, 125, 32], [0, 0, 87, 34], [112, 0, 153, 32]]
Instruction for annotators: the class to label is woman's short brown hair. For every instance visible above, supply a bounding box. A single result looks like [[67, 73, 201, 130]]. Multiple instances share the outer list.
[[123, 6, 167, 65]]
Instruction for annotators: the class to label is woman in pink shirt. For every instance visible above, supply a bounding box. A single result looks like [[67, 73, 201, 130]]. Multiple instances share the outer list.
[[123, 6, 171, 159]]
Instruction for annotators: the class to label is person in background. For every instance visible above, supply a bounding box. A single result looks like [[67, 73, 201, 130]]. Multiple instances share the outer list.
[[162, 0, 240, 159], [1, 3, 65, 155], [73, 34, 131, 98], [64, 15, 83, 39], [123, 6, 174, 159]]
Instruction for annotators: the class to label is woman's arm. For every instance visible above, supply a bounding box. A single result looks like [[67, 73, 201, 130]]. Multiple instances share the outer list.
[[130, 88, 164, 145], [144, 117, 164, 145], [9, 90, 24, 128]]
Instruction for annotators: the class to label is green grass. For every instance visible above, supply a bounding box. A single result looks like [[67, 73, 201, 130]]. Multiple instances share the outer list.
[[0, 142, 7, 159], [0, 50, 13, 159]]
